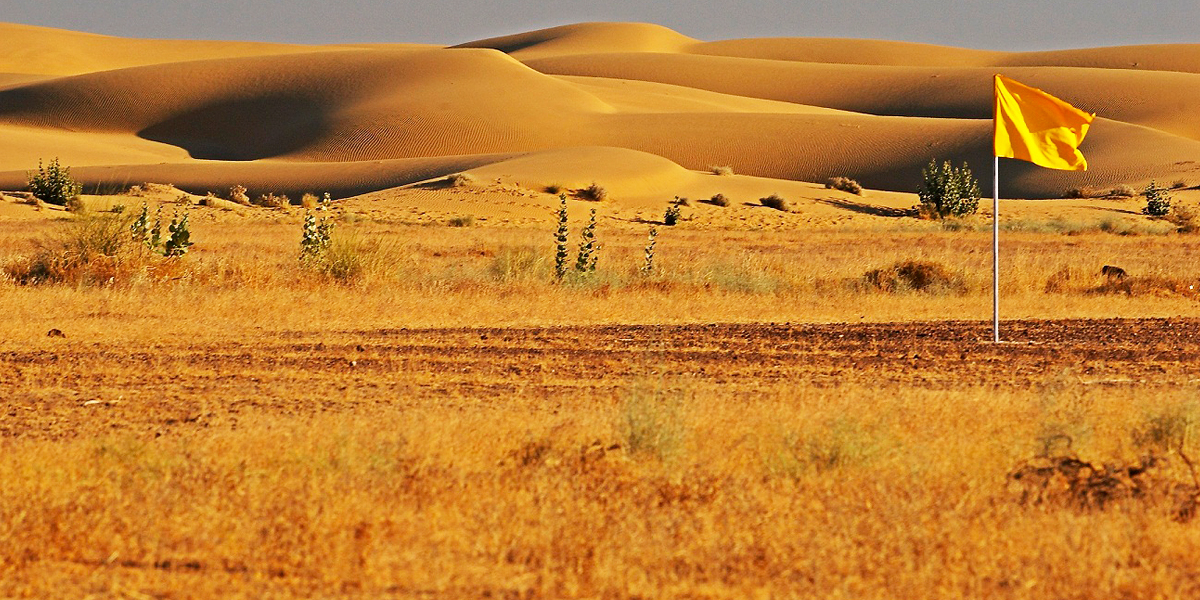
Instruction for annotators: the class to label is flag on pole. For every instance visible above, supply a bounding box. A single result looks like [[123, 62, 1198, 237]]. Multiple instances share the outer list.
[[994, 75, 1095, 171]]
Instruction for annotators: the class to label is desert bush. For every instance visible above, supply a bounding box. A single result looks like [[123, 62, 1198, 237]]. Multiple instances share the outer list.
[[300, 193, 320, 210], [663, 204, 682, 226], [706, 193, 730, 207], [673, 196, 690, 207], [27, 158, 83, 207], [760, 194, 789, 211], [575, 208, 598, 274], [918, 160, 980, 219], [553, 195, 570, 281], [768, 420, 884, 478], [544, 183, 564, 195], [579, 183, 608, 202], [1171, 179, 1189, 190], [1167, 203, 1200, 234], [228, 185, 250, 205], [489, 246, 544, 282], [826, 176, 863, 195], [448, 215, 475, 227], [299, 212, 335, 263], [641, 227, 658, 274], [254, 193, 289, 209], [709, 165, 734, 176], [4, 213, 185, 285], [1143, 181, 1172, 216], [446, 173, 475, 188], [1109, 184, 1137, 198], [860, 259, 967, 294], [163, 212, 194, 257], [316, 234, 393, 283]]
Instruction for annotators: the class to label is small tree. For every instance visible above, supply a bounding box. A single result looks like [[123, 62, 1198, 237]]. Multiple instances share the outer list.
[[641, 227, 658, 275], [28, 158, 83, 206], [918, 160, 980, 219], [1143, 180, 1172, 216]]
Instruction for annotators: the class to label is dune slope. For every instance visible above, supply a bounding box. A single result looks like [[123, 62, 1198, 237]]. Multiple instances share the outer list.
[[1, 22, 1198, 200]]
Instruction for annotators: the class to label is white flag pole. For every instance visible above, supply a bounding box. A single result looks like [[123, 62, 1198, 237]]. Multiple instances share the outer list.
[[993, 155, 1000, 343]]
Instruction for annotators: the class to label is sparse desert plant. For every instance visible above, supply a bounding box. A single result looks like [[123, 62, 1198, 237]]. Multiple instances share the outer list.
[[663, 204, 682, 226], [760, 194, 789, 211], [544, 183, 564, 195], [163, 211, 194, 257], [575, 208, 598, 274], [709, 165, 734, 176], [1109, 184, 1137, 198], [65, 196, 87, 214], [641, 227, 658, 274], [707, 193, 730, 207], [316, 233, 393, 283], [447, 173, 475, 188], [620, 388, 685, 461], [1171, 179, 1189, 190], [300, 211, 335, 263], [448, 215, 475, 227], [1168, 203, 1200, 233], [826, 176, 863, 195], [228, 185, 250, 205], [1143, 181, 1172, 216], [300, 193, 320, 210], [27, 158, 83, 207], [918, 160, 980, 219], [860, 259, 967, 294], [489, 246, 544, 282], [4, 213, 187, 285], [254, 192, 289, 209], [110, 204, 126, 214], [673, 196, 690, 207], [579, 182, 608, 202], [554, 194, 569, 281]]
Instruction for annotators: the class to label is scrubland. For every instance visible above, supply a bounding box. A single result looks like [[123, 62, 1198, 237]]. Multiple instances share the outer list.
[[2, 202, 1200, 599]]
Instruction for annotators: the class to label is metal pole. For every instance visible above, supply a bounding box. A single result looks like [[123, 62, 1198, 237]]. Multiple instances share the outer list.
[[993, 155, 1000, 343]]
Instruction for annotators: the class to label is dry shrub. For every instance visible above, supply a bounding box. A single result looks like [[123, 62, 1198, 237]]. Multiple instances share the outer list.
[[1088, 275, 1200, 298], [1043, 266, 1076, 293], [448, 215, 474, 227], [709, 165, 734, 176], [200, 194, 241, 211], [1171, 179, 1189, 190], [860, 260, 966, 294], [826, 176, 863, 195], [544, 183, 564, 195], [3, 214, 186, 286], [760, 194, 789, 211], [1108, 184, 1137, 198], [300, 193, 320, 210], [706, 193, 730, 207], [228, 185, 250, 205], [310, 232, 397, 284], [254, 193, 290, 209], [446, 173, 476, 188], [1167, 203, 1200, 233], [578, 183, 608, 202]]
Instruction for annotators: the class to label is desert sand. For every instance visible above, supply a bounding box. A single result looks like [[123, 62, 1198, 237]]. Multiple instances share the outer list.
[[1, 20, 1199, 208]]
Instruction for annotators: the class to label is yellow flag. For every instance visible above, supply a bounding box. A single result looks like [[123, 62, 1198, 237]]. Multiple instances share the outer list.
[[994, 74, 1095, 171]]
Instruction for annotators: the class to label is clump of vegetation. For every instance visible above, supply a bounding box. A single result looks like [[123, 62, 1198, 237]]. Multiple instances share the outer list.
[[860, 259, 966, 294], [27, 158, 83, 207], [1143, 181, 1172, 216], [826, 176, 863, 195], [706, 193, 730, 207], [917, 160, 980, 219], [299, 211, 335, 264], [709, 165, 734, 176], [1067, 185, 1136, 199], [228, 185, 250, 205], [579, 182, 608, 202], [673, 196, 690, 207], [254, 193, 289, 209], [641, 227, 658, 274], [300, 193, 320, 210], [663, 204, 682, 226], [574, 208, 598, 274], [448, 215, 475, 227], [760, 194, 789, 211], [1167, 203, 1200, 234], [544, 183, 564, 195], [1109, 184, 1137, 198], [553, 194, 570, 281], [620, 389, 686, 462], [447, 173, 475, 188], [1171, 179, 1189, 190], [130, 204, 193, 257]]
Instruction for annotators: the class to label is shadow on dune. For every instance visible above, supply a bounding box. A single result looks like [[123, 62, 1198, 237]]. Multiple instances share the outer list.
[[138, 96, 327, 161], [817, 197, 917, 218]]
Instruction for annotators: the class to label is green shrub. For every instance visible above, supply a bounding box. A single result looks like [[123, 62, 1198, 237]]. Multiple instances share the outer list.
[[1143, 181, 1172, 216], [4, 214, 187, 285], [663, 204, 681, 226], [575, 208, 598, 274], [27, 158, 83, 207], [918, 160, 980, 219], [641, 227, 658, 274], [553, 194, 569, 281], [300, 211, 335, 263]]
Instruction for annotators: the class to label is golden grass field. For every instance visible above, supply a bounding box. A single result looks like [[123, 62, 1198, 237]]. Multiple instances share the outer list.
[[2, 185, 1200, 598], [3, 19, 1200, 600]]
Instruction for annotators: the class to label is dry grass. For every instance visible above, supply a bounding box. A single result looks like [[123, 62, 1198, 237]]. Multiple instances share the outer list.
[[760, 194, 789, 211], [826, 176, 864, 195], [5, 212, 1200, 598], [446, 173, 476, 188], [709, 165, 734, 176], [577, 182, 609, 202]]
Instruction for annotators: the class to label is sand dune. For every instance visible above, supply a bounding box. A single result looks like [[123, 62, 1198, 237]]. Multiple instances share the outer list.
[[1, 21, 1198, 202]]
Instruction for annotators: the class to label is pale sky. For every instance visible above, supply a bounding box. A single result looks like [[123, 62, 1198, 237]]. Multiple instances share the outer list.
[[6, 0, 1198, 50]]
